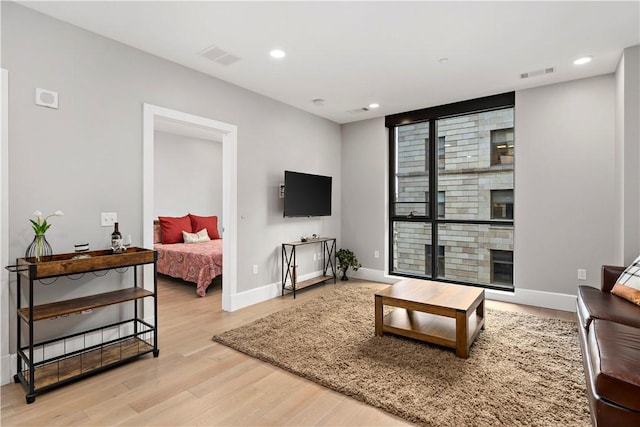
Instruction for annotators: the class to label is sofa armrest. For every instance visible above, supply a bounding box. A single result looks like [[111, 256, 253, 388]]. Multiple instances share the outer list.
[[602, 265, 625, 293]]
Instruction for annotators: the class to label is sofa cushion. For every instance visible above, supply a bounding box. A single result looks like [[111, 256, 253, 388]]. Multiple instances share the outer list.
[[577, 286, 640, 330], [588, 319, 640, 412], [611, 255, 640, 306]]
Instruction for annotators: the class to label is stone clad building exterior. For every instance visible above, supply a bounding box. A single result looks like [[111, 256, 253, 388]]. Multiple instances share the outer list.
[[393, 108, 515, 288]]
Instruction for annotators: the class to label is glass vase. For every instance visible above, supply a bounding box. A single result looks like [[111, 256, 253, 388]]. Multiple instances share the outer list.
[[25, 234, 52, 262]]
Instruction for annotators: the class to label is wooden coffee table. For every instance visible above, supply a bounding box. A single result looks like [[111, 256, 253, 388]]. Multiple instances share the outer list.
[[375, 278, 485, 358]]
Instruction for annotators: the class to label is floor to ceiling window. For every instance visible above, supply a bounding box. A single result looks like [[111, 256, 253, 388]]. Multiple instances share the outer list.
[[387, 93, 515, 291]]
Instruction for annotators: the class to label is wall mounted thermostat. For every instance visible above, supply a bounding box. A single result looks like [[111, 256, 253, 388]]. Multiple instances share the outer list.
[[35, 88, 59, 109]]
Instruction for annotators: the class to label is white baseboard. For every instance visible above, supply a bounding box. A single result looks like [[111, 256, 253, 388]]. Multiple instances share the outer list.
[[1, 353, 15, 386], [228, 270, 328, 311], [228, 281, 281, 312], [349, 267, 398, 284], [350, 268, 577, 313], [485, 287, 577, 312]]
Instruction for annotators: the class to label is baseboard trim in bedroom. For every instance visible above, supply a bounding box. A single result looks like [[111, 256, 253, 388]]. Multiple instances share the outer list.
[[349, 268, 577, 313]]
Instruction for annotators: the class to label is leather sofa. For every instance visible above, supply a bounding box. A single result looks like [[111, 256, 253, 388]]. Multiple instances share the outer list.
[[577, 265, 640, 426]]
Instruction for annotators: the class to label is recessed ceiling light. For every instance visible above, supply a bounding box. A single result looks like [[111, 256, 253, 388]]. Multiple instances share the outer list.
[[368, 103, 380, 109], [312, 98, 325, 106], [270, 49, 286, 59], [573, 56, 592, 65], [438, 58, 449, 64]]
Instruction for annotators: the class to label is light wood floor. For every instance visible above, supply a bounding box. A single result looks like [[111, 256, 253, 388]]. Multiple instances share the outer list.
[[1, 276, 575, 426]]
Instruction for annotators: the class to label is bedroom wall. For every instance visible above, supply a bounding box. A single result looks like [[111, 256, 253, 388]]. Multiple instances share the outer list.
[[0, 2, 341, 375], [153, 131, 223, 228], [342, 74, 622, 308]]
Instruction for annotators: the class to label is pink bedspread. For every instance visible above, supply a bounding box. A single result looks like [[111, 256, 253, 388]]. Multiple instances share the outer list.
[[154, 239, 222, 297]]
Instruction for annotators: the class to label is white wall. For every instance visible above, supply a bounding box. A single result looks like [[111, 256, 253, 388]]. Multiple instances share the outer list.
[[1, 2, 341, 383], [341, 118, 389, 279], [153, 131, 223, 227], [615, 45, 640, 264], [342, 74, 621, 302], [515, 75, 617, 294]]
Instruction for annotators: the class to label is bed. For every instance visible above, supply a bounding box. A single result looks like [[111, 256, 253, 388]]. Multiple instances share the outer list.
[[153, 215, 223, 297]]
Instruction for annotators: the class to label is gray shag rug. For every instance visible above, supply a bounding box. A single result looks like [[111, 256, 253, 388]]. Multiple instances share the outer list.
[[212, 286, 590, 427]]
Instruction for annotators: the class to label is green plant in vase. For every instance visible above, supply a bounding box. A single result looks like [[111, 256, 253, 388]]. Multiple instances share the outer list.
[[26, 210, 64, 262], [336, 248, 361, 281]]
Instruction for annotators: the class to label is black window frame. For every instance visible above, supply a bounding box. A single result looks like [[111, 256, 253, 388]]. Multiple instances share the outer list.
[[425, 244, 445, 278], [387, 92, 515, 291]]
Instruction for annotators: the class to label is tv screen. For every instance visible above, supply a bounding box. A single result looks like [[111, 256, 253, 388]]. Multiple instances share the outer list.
[[284, 171, 332, 217]]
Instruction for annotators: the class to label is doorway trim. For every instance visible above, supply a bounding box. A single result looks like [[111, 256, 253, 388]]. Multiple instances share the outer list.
[[143, 104, 237, 311], [1, 69, 11, 385]]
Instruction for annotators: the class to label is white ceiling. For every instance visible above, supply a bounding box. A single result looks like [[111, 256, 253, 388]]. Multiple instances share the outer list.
[[20, 1, 640, 124]]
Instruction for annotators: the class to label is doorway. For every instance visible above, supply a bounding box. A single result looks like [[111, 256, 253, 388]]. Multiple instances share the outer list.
[[143, 104, 237, 312]]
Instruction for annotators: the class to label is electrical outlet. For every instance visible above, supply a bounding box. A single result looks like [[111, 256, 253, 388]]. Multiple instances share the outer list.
[[578, 269, 587, 280], [252, 264, 258, 275], [101, 212, 117, 227], [374, 250, 380, 259], [313, 253, 317, 261]]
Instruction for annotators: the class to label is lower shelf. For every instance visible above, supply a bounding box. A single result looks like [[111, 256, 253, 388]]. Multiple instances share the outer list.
[[16, 318, 156, 396], [20, 337, 153, 390], [283, 275, 334, 293], [383, 308, 483, 348]]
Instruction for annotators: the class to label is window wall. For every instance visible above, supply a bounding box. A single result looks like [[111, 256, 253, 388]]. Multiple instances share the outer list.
[[387, 93, 515, 290]]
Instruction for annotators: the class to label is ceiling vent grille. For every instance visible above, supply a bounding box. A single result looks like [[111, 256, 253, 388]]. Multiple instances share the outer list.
[[520, 67, 555, 79], [200, 45, 241, 66], [347, 107, 370, 114]]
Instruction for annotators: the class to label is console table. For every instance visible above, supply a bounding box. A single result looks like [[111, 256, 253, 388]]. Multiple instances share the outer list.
[[281, 238, 336, 298]]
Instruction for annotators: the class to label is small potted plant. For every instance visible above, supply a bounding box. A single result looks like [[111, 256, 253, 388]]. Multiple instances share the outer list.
[[336, 248, 361, 281]]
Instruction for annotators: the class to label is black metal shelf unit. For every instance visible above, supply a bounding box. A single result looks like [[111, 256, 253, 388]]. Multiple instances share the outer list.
[[282, 238, 336, 298], [5, 247, 159, 404]]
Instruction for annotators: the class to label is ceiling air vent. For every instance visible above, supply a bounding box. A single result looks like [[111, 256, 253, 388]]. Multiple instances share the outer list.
[[200, 44, 241, 66], [347, 107, 370, 114], [520, 67, 555, 79]]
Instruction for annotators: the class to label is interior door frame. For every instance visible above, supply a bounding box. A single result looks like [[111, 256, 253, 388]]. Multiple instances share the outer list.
[[143, 104, 237, 312], [1, 68, 11, 385]]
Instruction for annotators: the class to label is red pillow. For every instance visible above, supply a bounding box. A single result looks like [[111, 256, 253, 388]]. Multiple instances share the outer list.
[[189, 214, 220, 240], [158, 215, 192, 244]]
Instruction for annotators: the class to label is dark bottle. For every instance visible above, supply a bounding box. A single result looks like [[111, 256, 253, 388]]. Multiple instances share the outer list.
[[111, 222, 123, 252]]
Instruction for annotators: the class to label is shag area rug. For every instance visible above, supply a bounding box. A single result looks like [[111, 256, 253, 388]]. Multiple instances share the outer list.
[[212, 286, 590, 427]]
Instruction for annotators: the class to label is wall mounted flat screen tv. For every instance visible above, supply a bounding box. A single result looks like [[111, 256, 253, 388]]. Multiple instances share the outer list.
[[284, 171, 332, 217]]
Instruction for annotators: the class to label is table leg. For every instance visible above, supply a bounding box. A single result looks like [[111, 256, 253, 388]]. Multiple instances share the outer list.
[[477, 298, 485, 330], [375, 295, 383, 336], [456, 311, 469, 358]]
